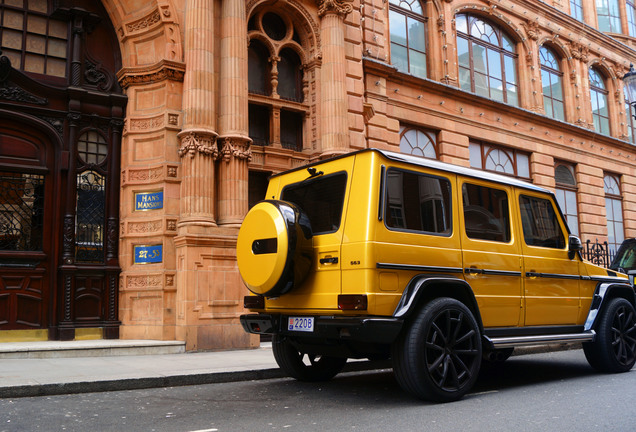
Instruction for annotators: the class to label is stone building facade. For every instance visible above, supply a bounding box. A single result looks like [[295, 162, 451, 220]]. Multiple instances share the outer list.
[[0, 0, 635, 350]]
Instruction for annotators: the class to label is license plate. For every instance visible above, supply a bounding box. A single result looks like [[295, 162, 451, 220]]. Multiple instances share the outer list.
[[288, 317, 314, 332]]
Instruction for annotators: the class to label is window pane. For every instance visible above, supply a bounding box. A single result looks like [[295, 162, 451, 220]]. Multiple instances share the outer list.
[[457, 37, 470, 68], [391, 43, 408, 72], [459, 67, 472, 92], [519, 195, 565, 248], [490, 77, 504, 102], [472, 43, 487, 73], [282, 173, 347, 235], [389, 10, 407, 46], [469, 142, 482, 168], [487, 48, 502, 79], [385, 169, 452, 235], [463, 183, 510, 242], [407, 16, 426, 52], [516, 153, 529, 178], [409, 50, 427, 78], [475, 72, 489, 97]]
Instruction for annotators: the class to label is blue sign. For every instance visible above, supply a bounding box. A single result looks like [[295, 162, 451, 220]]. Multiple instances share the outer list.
[[135, 190, 164, 211], [134, 245, 163, 264]]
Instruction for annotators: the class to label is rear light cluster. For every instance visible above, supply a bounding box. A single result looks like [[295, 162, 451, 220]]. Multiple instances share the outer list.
[[338, 294, 367, 310], [244, 295, 265, 309]]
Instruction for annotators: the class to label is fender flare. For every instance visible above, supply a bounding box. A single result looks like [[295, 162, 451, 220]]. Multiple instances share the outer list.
[[584, 282, 636, 331], [393, 275, 484, 331]]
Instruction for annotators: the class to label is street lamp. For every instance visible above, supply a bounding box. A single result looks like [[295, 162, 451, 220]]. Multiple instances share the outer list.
[[624, 64, 636, 118]]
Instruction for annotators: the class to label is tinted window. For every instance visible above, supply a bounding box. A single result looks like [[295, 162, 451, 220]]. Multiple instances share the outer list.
[[281, 173, 347, 235], [463, 183, 510, 242], [519, 195, 565, 248], [385, 169, 451, 235]]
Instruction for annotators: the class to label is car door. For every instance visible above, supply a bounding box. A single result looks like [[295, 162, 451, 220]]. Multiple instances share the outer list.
[[459, 179, 523, 328], [516, 191, 580, 326]]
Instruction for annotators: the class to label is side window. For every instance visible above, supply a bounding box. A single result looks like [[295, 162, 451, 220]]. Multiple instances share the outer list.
[[519, 195, 566, 249], [385, 169, 451, 235], [281, 172, 347, 235], [462, 183, 510, 242]]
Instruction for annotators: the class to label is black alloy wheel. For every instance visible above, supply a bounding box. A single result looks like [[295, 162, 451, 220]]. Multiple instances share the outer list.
[[392, 297, 482, 402], [584, 297, 636, 373]]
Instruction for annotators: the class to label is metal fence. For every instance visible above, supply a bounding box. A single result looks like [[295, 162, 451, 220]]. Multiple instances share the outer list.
[[580, 239, 615, 269]]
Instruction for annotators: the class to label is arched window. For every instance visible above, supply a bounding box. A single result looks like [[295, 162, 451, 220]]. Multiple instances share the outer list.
[[596, 0, 622, 32], [469, 141, 529, 179], [555, 164, 579, 236], [628, 0, 636, 36], [456, 14, 518, 106], [399, 126, 437, 159], [248, 40, 270, 96], [389, 0, 427, 79], [570, 0, 584, 21], [625, 88, 636, 144], [589, 67, 610, 134], [247, 11, 306, 152], [540, 46, 564, 121], [604, 173, 624, 254], [278, 48, 302, 102]]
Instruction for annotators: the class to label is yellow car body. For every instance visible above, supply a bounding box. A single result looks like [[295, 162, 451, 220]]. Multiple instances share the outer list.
[[237, 149, 635, 402]]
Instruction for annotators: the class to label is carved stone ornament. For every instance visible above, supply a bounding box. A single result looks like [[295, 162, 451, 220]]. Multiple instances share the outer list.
[[220, 138, 252, 162], [317, 0, 353, 17], [178, 131, 219, 159], [522, 20, 540, 41]]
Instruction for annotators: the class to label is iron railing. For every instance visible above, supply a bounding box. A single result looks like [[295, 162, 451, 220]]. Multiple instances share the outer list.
[[580, 239, 615, 269]]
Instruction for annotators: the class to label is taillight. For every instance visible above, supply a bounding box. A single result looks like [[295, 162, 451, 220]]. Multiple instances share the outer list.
[[244, 295, 265, 309], [338, 295, 368, 311]]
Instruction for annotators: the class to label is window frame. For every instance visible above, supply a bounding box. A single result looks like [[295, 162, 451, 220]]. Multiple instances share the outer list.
[[399, 126, 438, 159], [384, 167, 453, 236], [539, 46, 565, 122], [604, 173, 625, 254], [589, 67, 610, 135], [469, 141, 530, 180], [388, 0, 428, 79], [554, 163, 579, 237], [456, 14, 519, 106]]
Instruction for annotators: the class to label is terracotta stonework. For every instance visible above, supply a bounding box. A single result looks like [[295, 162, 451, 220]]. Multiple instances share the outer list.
[[92, 0, 636, 351]]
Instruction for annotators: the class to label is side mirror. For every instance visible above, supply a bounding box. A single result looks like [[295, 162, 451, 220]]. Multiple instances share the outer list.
[[568, 235, 582, 260]]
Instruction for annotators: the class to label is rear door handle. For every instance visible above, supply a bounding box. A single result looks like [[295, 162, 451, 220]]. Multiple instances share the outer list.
[[320, 257, 339, 265]]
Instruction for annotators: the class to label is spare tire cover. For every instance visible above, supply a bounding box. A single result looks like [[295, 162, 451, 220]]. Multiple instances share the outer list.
[[237, 200, 313, 297]]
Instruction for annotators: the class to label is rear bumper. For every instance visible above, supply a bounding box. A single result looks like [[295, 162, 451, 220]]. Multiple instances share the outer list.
[[240, 313, 403, 344]]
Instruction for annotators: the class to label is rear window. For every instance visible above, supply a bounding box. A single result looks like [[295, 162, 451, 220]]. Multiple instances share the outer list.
[[281, 172, 347, 235]]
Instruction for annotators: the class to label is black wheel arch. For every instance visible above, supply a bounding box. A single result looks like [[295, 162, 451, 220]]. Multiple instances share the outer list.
[[393, 275, 484, 332], [584, 281, 636, 332]]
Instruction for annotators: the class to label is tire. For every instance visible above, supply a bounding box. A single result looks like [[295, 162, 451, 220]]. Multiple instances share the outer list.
[[583, 297, 636, 373], [237, 200, 312, 297], [392, 298, 482, 403], [272, 335, 347, 382]]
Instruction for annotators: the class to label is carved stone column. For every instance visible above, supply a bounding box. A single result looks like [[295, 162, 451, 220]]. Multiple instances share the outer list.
[[177, 131, 218, 229], [178, 0, 218, 232], [317, 0, 352, 154], [218, 0, 251, 227]]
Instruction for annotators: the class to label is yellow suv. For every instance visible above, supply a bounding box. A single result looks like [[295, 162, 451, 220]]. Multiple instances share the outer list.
[[238, 149, 636, 402]]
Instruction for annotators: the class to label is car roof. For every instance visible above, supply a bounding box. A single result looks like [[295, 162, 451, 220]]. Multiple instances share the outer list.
[[272, 148, 551, 195]]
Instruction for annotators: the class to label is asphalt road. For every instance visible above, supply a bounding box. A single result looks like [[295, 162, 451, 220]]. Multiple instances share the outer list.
[[1, 349, 635, 432]]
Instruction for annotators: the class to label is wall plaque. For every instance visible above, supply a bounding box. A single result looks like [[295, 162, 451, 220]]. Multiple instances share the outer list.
[[134, 244, 163, 264], [135, 190, 164, 211]]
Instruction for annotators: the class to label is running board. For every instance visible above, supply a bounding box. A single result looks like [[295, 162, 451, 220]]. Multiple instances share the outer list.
[[486, 331, 596, 349]]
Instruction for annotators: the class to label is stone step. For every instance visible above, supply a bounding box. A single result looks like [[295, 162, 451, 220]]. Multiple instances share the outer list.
[[0, 340, 186, 359]]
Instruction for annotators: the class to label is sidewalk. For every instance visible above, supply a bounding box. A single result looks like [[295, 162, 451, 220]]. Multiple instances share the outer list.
[[0, 340, 388, 399]]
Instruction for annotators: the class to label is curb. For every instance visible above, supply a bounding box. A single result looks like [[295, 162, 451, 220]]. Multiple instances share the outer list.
[[0, 360, 392, 399]]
